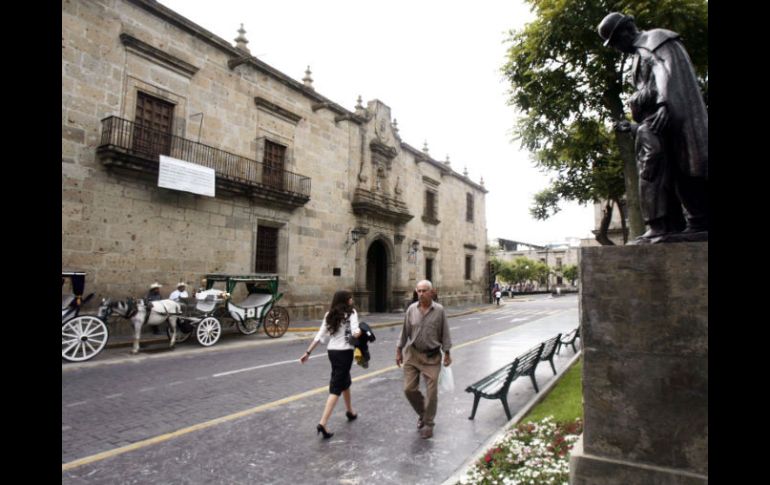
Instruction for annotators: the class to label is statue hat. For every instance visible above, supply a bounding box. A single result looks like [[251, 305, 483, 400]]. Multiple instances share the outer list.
[[598, 12, 634, 46]]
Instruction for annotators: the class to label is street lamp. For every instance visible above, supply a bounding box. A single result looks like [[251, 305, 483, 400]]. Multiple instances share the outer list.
[[344, 227, 364, 254]]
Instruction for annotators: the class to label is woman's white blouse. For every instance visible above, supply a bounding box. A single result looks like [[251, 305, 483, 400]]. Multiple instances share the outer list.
[[313, 310, 360, 350]]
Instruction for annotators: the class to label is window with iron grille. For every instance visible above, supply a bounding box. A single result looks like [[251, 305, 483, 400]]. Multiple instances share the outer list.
[[424, 190, 437, 221], [133, 92, 174, 158], [556, 257, 563, 268], [466, 193, 474, 222], [263, 140, 286, 190], [425, 257, 433, 283], [255, 225, 279, 273], [465, 255, 473, 280]]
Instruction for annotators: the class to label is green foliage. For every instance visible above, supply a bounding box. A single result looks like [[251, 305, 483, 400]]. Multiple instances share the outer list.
[[561, 264, 579, 285], [523, 358, 583, 424], [495, 257, 551, 288], [504, 0, 708, 219]]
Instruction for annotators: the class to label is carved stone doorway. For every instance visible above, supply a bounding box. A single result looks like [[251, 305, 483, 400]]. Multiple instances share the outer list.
[[366, 240, 388, 312]]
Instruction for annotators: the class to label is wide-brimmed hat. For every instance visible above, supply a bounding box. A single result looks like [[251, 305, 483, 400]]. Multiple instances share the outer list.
[[176, 282, 187, 288], [598, 12, 634, 46], [150, 282, 162, 289]]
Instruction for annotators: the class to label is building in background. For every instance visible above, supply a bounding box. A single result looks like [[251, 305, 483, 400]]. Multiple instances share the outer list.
[[62, 0, 488, 324], [491, 238, 579, 290]]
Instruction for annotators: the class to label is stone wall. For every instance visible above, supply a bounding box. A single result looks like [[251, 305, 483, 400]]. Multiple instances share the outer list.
[[62, 0, 488, 327]]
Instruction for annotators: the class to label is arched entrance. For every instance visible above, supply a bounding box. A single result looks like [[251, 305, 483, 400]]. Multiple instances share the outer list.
[[366, 240, 388, 312]]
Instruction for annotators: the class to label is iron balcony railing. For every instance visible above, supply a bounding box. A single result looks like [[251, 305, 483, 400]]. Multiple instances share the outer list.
[[97, 116, 311, 199]]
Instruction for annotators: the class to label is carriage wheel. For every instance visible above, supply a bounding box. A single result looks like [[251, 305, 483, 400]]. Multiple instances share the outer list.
[[236, 317, 259, 335], [166, 325, 192, 344], [62, 316, 109, 362], [196, 317, 222, 347], [263, 307, 290, 338]]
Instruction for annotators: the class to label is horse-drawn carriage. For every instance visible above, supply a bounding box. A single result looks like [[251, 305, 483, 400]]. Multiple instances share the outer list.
[[62, 272, 292, 362], [62, 271, 110, 362], [170, 273, 291, 346]]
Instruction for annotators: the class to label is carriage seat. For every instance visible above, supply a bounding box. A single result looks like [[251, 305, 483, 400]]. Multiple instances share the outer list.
[[195, 294, 219, 313], [231, 293, 272, 310]]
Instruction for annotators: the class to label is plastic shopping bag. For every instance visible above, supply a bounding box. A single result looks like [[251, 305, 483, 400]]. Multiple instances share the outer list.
[[438, 363, 455, 393]]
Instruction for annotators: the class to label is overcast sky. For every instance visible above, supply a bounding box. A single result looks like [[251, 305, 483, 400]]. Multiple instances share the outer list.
[[159, 0, 596, 246]]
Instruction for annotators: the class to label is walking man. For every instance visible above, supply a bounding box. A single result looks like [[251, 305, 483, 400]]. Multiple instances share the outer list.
[[396, 280, 452, 439]]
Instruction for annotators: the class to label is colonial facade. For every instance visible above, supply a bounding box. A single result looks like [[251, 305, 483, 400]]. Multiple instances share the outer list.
[[62, 0, 488, 321]]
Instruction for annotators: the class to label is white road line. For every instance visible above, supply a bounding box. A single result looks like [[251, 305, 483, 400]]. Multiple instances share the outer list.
[[139, 387, 156, 393], [66, 401, 88, 407], [213, 354, 323, 377], [104, 393, 123, 399], [509, 318, 527, 323]]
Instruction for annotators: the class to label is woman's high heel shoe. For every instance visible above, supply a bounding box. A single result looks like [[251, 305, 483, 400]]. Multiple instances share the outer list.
[[345, 411, 358, 421], [316, 424, 334, 439]]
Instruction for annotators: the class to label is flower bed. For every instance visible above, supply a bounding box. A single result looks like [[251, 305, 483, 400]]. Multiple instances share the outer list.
[[457, 416, 583, 485]]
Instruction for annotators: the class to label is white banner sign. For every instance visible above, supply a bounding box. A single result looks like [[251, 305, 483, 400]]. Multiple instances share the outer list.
[[158, 155, 216, 197]]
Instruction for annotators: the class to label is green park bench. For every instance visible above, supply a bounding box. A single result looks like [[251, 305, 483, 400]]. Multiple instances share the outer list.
[[465, 342, 545, 420]]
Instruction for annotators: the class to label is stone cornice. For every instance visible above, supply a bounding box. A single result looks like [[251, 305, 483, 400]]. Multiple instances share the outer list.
[[119, 33, 199, 77], [127, 0, 357, 120], [370, 140, 398, 160], [254, 96, 303, 125], [422, 176, 440, 188], [351, 188, 413, 225], [463, 243, 478, 250], [401, 142, 488, 193]]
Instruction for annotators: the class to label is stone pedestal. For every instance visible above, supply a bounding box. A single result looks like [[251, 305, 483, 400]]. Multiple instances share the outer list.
[[570, 243, 707, 485]]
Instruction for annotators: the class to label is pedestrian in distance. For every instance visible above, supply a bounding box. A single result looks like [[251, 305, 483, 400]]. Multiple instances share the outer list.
[[299, 290, 362, 439], [495, 289, 502, 306], [396, 280, 452, 439]]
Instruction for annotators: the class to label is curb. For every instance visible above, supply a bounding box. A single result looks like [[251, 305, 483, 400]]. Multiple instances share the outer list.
[[440, 350, 583, 485]]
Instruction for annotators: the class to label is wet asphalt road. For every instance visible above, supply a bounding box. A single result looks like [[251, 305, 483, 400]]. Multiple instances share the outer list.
[[62, 295, 581, 484]]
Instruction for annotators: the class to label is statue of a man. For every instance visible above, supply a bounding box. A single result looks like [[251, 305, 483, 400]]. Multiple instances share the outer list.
[[598, 13, 708, 243]]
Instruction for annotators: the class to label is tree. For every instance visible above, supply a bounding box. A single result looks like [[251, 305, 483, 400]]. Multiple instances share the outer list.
[[504, 0, 708, 244], [562, 264, 579, 286]]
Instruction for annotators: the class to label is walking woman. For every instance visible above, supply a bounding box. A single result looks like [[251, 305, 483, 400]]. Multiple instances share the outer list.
[[299, 290, 361, 439]]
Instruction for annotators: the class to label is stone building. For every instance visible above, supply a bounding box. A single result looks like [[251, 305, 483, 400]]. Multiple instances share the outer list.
[[62, 0, 488, 321]]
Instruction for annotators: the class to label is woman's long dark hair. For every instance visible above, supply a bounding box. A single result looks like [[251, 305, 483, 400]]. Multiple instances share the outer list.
[[326, 290, 353, 334]]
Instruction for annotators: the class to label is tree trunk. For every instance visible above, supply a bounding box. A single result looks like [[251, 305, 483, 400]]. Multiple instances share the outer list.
[[614, 197, 629, 245], [614, 131, 643, 239], [595, 200, 615, 246]]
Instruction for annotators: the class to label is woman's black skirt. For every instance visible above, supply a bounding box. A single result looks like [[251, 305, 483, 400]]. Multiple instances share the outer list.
[[327, 349, 354, 395]]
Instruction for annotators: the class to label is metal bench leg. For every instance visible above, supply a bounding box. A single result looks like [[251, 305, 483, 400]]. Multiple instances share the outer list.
[[571, 342, 577, 353], [556, 342, 562, 355], [529, 373, 540, 393], [500, 396, 512, 420], [469, 393, 481, 420], [548, 358, 557, 375]]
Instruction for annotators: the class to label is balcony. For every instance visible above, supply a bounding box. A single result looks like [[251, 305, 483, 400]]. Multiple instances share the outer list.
[[97, 116, 311, 209]]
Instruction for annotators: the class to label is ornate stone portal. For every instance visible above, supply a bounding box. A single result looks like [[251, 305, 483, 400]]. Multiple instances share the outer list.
[[351, 100, 413, 312]]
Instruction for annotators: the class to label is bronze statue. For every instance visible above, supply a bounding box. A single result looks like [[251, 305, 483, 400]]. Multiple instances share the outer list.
[[599, 12, 708, 243]]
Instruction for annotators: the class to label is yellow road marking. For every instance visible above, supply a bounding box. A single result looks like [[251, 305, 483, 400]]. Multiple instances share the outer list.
[[62, 318, 549, 471]]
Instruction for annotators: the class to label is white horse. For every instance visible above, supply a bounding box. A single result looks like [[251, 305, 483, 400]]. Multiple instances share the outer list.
[[111, 298, 182, 354]]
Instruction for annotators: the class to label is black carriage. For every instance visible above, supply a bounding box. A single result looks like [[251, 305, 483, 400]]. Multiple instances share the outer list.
[[62, 271, 110, 362]]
